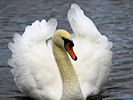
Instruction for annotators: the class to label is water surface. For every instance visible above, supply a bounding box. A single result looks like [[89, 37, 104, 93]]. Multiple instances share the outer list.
[[0, 0, 133, 99]]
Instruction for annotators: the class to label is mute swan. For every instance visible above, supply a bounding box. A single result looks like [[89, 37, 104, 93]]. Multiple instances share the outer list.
[[8, 3, 112, 100]]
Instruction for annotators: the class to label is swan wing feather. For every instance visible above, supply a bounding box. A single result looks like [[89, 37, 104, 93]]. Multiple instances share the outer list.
[[8, 19, 62, 100], [68, 3, 113, 98]]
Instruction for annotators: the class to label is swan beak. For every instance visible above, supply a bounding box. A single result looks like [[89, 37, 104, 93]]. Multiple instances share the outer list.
[[65, 43, 77, 61]]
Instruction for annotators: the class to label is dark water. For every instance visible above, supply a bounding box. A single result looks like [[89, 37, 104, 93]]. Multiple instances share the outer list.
[[0, 0, 133, 100]]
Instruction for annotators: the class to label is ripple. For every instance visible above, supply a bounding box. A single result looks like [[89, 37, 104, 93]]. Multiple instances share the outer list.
[[0, 0, 133, 99]]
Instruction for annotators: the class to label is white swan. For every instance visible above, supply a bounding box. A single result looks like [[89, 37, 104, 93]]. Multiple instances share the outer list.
[[8, 3, 112, 100]]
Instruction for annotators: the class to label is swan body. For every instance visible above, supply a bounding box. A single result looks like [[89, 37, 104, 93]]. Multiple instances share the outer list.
[[8, 4, 112, 100]]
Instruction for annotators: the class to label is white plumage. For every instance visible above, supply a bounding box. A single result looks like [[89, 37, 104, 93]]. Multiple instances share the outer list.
[[8, 3, 112, 100], [68, 4, 112, 98], [8, 19, 62, 100]]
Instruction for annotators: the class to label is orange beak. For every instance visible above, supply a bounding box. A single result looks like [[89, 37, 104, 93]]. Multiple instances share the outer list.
[[65, 43, 77, 61]]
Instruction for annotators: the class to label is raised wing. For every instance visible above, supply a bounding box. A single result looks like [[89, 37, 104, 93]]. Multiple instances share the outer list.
[[68, 4, 112, 98], [8, 19, 62, 100]]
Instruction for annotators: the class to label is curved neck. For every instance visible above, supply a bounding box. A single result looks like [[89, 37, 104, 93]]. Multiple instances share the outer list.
[[52, 43, 84, 100]]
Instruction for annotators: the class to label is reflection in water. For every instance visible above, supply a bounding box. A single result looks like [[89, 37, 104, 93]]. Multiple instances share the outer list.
[[14, 94, 103, 100], [87, 94, 103, 100], [14, 96, 34, 100], [0, 0, 133, 99]]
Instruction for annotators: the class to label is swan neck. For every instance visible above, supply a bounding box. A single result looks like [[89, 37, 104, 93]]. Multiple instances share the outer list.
[[52, 43, 84, 100]]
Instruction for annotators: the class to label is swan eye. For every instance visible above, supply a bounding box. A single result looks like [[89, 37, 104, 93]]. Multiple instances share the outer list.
[[62, 37, 74, 47]]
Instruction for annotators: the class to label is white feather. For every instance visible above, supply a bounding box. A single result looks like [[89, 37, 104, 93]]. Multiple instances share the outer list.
[[68, 3, 113, 98], [8, 19, 62, 100], [8, 3, 113, 100]]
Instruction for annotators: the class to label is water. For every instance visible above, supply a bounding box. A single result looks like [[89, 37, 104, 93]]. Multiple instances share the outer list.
[[0, 0, 133, 99]]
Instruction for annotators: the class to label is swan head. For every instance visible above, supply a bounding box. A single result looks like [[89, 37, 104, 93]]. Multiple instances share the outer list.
[[52, 29, 77, 61]]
